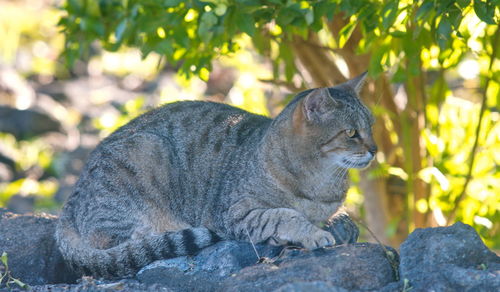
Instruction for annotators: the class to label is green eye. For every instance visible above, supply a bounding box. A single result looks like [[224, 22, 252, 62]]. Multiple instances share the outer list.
[[346, 129, 358, 138]]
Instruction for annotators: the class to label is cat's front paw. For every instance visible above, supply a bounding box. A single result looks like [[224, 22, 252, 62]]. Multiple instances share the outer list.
[[324, 213, 359, 244], [298, 229, 336, 249]]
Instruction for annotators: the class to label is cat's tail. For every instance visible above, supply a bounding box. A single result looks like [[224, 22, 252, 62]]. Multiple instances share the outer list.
[[55, 213, 221, 278]]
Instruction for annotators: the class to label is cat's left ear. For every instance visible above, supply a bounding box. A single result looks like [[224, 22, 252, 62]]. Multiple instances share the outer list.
[[344, 71, 368, 95], [302, 88, 337, 122]]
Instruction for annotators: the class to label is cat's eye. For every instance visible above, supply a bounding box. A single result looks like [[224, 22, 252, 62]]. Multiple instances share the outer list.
[[345, 129, 358, 138]]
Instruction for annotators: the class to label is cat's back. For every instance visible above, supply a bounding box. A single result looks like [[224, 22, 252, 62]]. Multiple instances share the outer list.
[[104, 101, 271, 148]]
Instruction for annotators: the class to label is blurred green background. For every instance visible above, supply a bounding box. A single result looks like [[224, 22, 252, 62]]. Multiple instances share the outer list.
[[0, 0, 498, 249]]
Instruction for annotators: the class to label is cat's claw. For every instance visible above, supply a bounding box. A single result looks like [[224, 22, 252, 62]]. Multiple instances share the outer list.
[[301, 229, 336, 249]]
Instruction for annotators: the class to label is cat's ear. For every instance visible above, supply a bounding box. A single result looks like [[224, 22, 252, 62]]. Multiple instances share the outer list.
[[302, 88, 337, 122], [344, 71, 368, 95]]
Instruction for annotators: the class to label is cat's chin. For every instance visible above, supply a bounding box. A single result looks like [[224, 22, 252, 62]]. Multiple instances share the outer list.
[[338, 158, 374, 169]]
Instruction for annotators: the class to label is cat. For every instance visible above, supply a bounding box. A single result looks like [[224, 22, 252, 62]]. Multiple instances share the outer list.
[[55, 72, 377, 278]]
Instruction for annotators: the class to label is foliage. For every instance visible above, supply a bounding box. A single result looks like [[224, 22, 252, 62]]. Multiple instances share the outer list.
[[0, 252, 28, 289], [0, 133, 58, 208], [60, 0, 498, 78]]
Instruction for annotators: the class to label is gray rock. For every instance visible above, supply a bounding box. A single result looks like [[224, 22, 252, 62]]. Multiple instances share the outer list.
[[0, 208, 76, 286], [220, 242, 399, 292], [399, 222, 500, 292], [0, 106, 62, 140], [12, 278, 173, 292], [137, 241, 282, 291], [273, 281, 348, 292]]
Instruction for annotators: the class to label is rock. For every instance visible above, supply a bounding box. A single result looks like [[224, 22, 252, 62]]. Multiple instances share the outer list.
[[0, 106, 62, 140], [220, 242, 399, 292], [6, 195, 35, 214], [273, 281, 348, 292], [0, 208, 76, 286], [137, 241, 282, 291], [399, 222, 500, 292], [16, 278, 173, 292]]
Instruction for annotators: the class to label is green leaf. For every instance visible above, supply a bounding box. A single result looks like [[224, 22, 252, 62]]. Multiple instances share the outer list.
[[416, 1, 434, 20], [382, 1, 399, 29], [198, 11, 218, 41], [1, 252, 7, 267], [164, 0, 182, 7], [115, 19, 128, 42], [158, 39, 174, 55], [252, 29, 271, 55], [214, 4, 227, 16], [277, 7, 299, 26], [437, 16, 452, 49], [280, 46, 295, 81], [338, 21, 357, 48], [392, 66, 408, 83], [304, 9, 314, 25], [448, 4, 464, 28], [369, 46, 388, 77], [473, 0, 496, 24], [236, 15, 255, 36], [457, 0, 471, 8], [11, 278, 27, 289]]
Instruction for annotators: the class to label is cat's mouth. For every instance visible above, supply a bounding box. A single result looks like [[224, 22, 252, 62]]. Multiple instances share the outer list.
[[340, 154, 374, 169]]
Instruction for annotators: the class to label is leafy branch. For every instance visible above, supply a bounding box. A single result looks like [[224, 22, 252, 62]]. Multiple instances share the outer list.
[[447, 26, 500, 224]]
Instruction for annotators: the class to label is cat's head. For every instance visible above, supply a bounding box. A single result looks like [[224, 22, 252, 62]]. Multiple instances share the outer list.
[[292, 72, 377, 169]]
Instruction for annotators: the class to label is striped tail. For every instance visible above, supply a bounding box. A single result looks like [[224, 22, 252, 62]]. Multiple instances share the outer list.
[[55, 216, 221, 278]]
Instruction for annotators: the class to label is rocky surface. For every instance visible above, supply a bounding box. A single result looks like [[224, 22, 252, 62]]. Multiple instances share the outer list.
[[219, 243, 399, 292], [399, 222, 500, 292], [0, 209, 76, 286], [1, 209, 499, 292], [136, 241, 282, 291]]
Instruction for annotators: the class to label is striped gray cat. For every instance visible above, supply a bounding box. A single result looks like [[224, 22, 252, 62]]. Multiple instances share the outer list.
[[56, 73, 377, 278]]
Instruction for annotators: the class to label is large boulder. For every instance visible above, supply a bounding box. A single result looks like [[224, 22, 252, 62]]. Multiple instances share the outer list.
[[399, 222, 500, 292], [220, 242, 399, 292], [137, 241, 282, 291], [0, 208, 76, 286], [138, 240, 398, 291]]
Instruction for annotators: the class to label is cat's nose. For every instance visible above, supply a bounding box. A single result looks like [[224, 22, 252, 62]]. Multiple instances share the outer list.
[[368, 145, 377, 156]]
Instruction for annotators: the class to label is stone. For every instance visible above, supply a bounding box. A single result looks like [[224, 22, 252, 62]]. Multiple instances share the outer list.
[[12, 278, 172, 292], [273, 281, 348, 292], [220, 242, 399, 292], [137, 241, 282, 291], [399, 222, 500, 292], [0, 106, 62, 140], [0, 208, 76, 286]]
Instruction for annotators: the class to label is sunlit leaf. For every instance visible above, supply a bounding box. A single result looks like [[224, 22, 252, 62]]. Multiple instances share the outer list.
[[1, 252, 7, 267], [338, 21, 356, 48], [382, 0, 399, 29]]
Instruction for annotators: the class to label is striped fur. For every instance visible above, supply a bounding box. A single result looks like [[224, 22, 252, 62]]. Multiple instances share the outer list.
[[56, 73, 377, 278]]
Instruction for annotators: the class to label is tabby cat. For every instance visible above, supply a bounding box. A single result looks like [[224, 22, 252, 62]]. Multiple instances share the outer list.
[[56, 73, 377, 278]]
